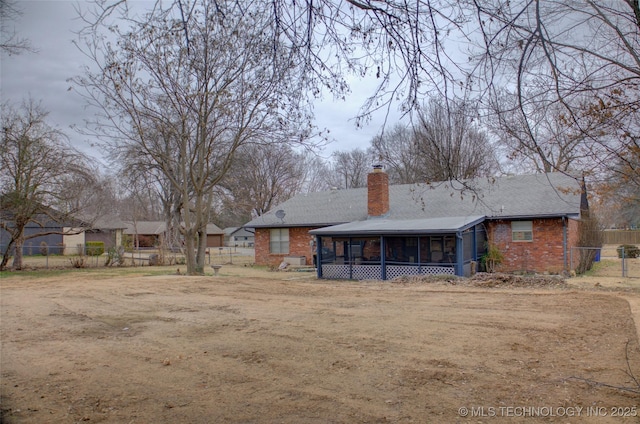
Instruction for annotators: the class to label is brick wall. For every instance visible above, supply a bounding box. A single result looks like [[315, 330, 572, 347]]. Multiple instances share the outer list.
[[255, 217, 582, 272], [254, 227, 317, 266], [367, 170, 389, 216], [487, 217, 579, 274]]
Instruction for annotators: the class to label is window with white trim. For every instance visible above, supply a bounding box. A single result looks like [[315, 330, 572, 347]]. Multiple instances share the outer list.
[[270, 228, 289, 254], [512, 221, 533, 241]]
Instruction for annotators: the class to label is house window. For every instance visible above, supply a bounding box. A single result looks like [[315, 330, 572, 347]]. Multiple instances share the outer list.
[[512, 221, 533, 241], [270, 228, 289, 254]]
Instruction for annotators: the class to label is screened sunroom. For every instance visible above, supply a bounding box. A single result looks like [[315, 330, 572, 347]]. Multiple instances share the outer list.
[[310, 216, 486, 280]]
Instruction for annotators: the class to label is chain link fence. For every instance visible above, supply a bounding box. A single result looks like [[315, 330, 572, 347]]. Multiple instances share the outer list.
[[1, 245, 256, 269], [570, 245, 640, 279]]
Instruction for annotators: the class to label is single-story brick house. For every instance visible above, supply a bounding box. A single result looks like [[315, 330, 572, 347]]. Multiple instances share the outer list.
[[84, 215, 127, 250], [124, 221, 225, 249], [245, 167, 584, 279]]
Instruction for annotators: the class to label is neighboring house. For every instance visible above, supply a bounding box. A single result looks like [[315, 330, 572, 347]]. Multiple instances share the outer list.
[[124, 221, 225, 249], [0, 216, 84, 256], [84, 215, 127, 250], [0, 207, 124, 255], [244, 167, 584, 279], [124, 221, 167, 248], [224, 227, 255, 247], [205, 223, 225, 248]]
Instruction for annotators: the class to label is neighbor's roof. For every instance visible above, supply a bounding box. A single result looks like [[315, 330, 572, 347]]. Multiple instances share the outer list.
[[124, 221, 224, 235], [206, 223, 224, 235], [87, 215, 128, 230], [245, 172, 582, 229], [310, 215, 485, 236], [124, 221, 166, 235], [225, 226, 254, 236], [224, 227, 239, 236]]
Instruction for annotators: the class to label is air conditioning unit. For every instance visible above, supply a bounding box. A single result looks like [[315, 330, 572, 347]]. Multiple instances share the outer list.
[[284, 256, 306, 266]]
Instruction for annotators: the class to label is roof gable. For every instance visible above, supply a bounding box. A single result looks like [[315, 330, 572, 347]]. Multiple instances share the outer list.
[[206, 223, 224, 235]]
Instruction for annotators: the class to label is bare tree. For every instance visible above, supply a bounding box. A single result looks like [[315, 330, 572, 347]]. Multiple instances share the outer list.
[[370, 123, 425, 184], [278, 0, 474, 118], [79, 0, 639, 199], [596, 150, 640, 229], [476, 1, 640, 184], [0, 100, 93, 270], [330, 148, 372, 189], [487, 91, 594, 173], [299, 152, 333, 193], [413, 98, 499, 182], [81, 0, 477, 128], [75, 1, 316, 274], [271, 0, 640, 191], [220, 144, 306, 219], [116, 132, 184, 250], [213, 148, 329, 228], [0, 0, 34, 55], [578, 86, 640, 193]]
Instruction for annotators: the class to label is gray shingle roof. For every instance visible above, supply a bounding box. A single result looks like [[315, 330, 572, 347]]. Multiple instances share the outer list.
[[124, 221, 224, 235], [245, 173, 582, 228], [124, 221, 166, 235], [224, 227, 239, 236], [206, 223, 224, 235], [89, 215, 128, 230]]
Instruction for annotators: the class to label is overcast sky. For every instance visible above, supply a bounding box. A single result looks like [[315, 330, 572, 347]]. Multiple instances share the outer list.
[[1, 1, 403, 167]]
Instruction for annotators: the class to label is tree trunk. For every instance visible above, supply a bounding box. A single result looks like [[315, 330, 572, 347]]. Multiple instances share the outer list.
[[196, 226, 207, 275], [0, 238, 15, 270], [12, 233, 24, 270], [184, 228, 197, 275]]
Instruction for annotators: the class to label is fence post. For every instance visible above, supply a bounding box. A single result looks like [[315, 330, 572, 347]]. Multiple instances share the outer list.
[[622, 246, 627, 278]]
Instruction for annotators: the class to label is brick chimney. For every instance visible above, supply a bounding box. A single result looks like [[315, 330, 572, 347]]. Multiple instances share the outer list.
[[367, 164, 389, 217]]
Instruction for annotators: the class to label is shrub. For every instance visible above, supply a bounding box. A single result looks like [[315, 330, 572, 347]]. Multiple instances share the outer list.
[[86, 241, 105, 256], [105, 246, 126, 266], [481, 243, 504, 273], [69, 257, 86, 268], [617, 245, 640, 258], [39, 241, 48, 256]]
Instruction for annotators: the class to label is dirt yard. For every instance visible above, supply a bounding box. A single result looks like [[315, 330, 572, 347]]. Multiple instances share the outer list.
[[1, 266, 639, 423]]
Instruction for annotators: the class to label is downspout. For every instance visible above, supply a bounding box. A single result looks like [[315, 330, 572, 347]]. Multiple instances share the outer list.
[[562, 216, 568, 271], [316, 235, 323, 279]]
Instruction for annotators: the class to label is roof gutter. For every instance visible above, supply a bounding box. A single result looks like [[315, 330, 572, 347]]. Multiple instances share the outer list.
[[486, 213, 580, 221]]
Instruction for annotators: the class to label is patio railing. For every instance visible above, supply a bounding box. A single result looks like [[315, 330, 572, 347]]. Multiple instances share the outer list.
[[320, 263, 455, 280]]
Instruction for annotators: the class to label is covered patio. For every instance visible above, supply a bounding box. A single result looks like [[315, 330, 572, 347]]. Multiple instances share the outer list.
[[310, 216, 486, 280]]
